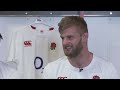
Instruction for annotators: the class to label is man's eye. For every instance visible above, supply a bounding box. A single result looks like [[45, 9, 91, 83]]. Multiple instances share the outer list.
[[68, 36, 73, 39], [61, 37, 64, 40]]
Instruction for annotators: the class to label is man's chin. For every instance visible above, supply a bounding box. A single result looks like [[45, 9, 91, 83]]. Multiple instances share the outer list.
[[64, 52, 72, 57]]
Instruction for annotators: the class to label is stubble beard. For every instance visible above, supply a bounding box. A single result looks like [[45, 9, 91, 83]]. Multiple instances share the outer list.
[[63, 40, 83, 58]]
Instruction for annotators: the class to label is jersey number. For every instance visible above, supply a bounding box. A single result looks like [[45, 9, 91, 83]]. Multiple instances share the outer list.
[[34, 57, 43, 69]]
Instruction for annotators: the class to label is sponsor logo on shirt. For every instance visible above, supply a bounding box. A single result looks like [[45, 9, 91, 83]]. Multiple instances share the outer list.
[[57, 77, 67, 79], [92, 75, 100, 79], [90, 73, 102, 79], [24, 40, 32, 47]]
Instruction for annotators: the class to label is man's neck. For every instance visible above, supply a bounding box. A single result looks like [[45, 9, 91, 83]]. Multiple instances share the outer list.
[[68, 50, 93, 69]]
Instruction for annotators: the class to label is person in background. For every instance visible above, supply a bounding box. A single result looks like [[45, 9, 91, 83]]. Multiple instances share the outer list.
[[0, 33, 19, 79]]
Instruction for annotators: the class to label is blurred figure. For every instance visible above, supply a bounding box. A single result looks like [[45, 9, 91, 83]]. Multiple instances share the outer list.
[[0, 33, 19, 79]]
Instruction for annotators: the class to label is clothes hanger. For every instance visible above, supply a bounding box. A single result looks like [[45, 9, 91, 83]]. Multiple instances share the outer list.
[[34, 18, 52, 27], [30, 18, 54, 30]]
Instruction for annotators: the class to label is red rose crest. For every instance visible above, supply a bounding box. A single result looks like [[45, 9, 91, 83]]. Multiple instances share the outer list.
[[50, 42, 56, 50]]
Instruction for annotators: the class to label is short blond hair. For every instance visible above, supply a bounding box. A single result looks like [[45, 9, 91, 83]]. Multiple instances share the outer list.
[[58, 16, 88, 34]]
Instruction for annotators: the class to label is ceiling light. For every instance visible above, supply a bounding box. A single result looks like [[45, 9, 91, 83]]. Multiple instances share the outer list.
[[50, 12, 52, 15], [110, 12, 112, 15], [25, 12, 28, 15]]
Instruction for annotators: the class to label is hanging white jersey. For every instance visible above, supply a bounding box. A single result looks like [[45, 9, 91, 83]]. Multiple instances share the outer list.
[[7, 24, 51, 79], [42, 55, 119, 79], [48, 29, 65, 62]]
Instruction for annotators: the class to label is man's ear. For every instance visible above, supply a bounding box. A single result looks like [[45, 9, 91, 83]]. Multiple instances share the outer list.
[[82, 33, 88, 42]]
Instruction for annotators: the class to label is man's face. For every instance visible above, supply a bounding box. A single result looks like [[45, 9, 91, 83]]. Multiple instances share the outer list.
[[60, 26, 83, 58]]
